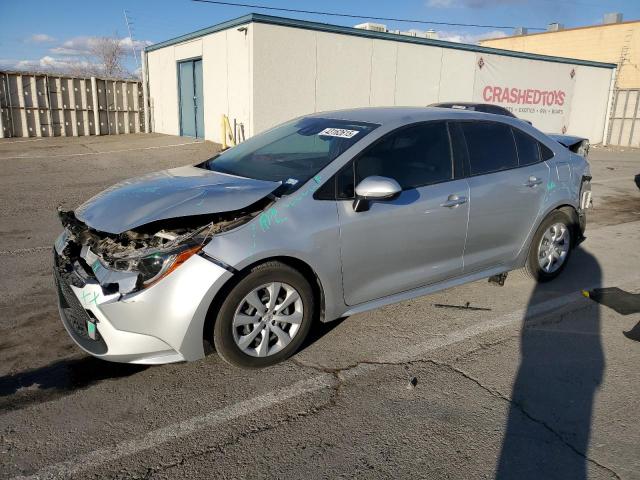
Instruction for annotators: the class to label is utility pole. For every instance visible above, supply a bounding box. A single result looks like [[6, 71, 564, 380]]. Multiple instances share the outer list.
[[123, 9, 141, 71]]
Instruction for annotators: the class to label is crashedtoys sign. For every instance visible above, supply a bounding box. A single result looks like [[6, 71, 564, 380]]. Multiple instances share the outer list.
[[473, 53, 576, 133]]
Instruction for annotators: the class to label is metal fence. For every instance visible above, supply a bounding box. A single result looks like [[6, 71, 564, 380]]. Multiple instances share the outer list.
[[607, 88, 640, 147], [0, 71, 143, 138]]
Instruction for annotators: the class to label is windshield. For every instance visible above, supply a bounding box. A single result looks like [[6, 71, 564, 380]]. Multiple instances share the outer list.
[[201, 117, 378, 193]]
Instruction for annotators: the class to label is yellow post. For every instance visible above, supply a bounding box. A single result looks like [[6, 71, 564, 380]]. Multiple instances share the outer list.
[[221, 115, 227, 150], [221, 115, 236, 150]]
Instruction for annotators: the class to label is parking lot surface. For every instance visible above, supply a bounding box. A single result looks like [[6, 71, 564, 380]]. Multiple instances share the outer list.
[[1, 134, 639, 479]]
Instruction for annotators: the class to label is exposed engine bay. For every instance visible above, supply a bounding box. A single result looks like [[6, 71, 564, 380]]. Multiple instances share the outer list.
[[55, 205, 264, 296]]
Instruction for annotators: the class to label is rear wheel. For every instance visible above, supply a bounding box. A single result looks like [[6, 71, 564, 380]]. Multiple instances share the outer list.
[[213, 261, 314, 368], [524, 210, 573, 282]]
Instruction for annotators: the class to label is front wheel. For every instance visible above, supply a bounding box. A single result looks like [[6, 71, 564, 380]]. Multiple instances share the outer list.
[[524, 210, 573, 282], [213, 261, 314, 368]]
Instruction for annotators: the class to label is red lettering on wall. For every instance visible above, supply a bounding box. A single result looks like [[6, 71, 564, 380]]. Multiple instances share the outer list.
[[481, 85, 567, 106], [483, 86, 493, 101]]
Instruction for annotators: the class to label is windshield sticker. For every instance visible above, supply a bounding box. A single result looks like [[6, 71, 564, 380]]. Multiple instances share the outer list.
[[318, 128, 360, 139], [285, 178, 299, 185], [285, 175, 322, 208]]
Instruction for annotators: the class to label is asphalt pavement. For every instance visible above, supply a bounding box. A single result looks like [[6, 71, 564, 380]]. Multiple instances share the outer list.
[[0, 135, 639, 479]]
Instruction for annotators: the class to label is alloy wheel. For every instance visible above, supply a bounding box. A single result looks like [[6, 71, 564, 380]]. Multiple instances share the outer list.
[[232, 282, 304, 357], [537, 222, 571, 274]]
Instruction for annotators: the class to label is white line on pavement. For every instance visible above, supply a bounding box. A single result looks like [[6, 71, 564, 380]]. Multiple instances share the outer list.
[[0, 138, 46, 144], [0, 141, 204, 160], [18, 284, 625, 480], [13, 375, 335, 480]]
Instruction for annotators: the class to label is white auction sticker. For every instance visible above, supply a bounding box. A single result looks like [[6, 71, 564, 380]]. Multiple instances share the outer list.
[[318, 128, 360, 138]]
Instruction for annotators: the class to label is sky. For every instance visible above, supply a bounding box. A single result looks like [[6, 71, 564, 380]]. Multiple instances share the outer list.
[[1, 0, 639, 75]]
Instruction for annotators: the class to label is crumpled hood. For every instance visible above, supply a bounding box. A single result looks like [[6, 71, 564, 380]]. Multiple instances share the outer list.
[[75, 166, 280, 234]]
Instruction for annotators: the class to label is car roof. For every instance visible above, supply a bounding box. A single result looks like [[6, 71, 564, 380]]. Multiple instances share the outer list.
[[430, 102, 507, 108], [305, 106, 555, 149], [308, 106, 516, 126], [430, 103, 516, 116]]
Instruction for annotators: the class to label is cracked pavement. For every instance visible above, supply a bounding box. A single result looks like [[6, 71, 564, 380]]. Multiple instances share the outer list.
[[1, 136, 639, 479]]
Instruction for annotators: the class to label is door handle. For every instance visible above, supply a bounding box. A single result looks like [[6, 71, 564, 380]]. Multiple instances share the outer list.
[[440, 195, 467, 208], [524, 176, 543, 187]]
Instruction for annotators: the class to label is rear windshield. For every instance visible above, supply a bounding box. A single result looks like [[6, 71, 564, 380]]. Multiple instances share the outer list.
[[201, 117, 378, 194]]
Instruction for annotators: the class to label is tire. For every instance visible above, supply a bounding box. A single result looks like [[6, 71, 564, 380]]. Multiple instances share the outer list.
[[213, 261, 314, 368], [523, 210, 574, 282]]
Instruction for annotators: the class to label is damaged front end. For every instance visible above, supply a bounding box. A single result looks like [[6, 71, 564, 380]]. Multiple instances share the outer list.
[[54, 206, 260, 297]]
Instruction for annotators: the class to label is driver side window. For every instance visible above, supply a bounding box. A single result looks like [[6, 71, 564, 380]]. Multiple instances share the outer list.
[[336, 122, 453, 199]]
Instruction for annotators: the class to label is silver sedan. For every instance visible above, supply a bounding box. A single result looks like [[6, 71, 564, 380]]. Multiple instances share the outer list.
[[54, 107, 591, 368]]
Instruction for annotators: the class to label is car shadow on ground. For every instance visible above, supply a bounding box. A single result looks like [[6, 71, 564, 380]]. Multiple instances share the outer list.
[[298, 316, 347, 354], [0, 317, 346, 413], [0, 357, 147, 412], [496, 248, 603, 479]]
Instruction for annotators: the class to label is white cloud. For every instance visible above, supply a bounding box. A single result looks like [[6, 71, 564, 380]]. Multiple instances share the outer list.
[[50, 36, 99, 56], [1, 33, 151, 78], [427, 0, 455, 6], [119, 36, 153, 50], [437, 29, 508, 44], [49, 46, 86, 55], [28, 33, 56, 43], [48, 36, 152, 56], [11, 55, 96, 72]]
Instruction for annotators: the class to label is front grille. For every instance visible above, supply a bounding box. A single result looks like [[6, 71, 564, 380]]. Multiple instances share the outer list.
[[54, 253, 108, 354]]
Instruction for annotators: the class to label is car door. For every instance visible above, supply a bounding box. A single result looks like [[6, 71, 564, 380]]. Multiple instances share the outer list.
[[458, 121, 550, 272], [336, 121, 469, 306]]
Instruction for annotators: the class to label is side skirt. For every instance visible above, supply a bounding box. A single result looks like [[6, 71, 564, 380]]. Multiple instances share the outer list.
[[340, 265, 513, 318]]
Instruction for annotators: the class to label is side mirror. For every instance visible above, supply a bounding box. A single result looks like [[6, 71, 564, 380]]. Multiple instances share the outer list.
[[353, 176, 402, 212]]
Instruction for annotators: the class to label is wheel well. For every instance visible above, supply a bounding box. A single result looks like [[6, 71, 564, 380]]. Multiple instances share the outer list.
[[519, 204, 581, 268], [554, 204, 581, 247], [202, 256, 325, 354]]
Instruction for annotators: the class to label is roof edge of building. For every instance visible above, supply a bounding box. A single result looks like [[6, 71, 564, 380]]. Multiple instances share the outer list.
[[144, 12, 617, 69], [480, 18, 640, 43]]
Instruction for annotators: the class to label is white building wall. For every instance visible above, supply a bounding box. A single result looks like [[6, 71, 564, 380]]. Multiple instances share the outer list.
[[567, 65, 613, 143], [146, 26, 252, 143], [146, 45, 180, 136], [147, 20, 615, 145], [469, 51, 614, 142], [225, 26, 252, 141], [438, 49, 477, 102], [251, 23, 316, 134], [369, 40, 397, 106], [250, 23, 613, 143], [201, 31, 228, 141], [315, 33, 372, 111], [395, 42, 442, 106]]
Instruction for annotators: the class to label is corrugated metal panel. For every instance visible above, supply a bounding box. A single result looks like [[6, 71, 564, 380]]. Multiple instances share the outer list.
[[0, 71, 143, 138], [608, 88, 640, 147]]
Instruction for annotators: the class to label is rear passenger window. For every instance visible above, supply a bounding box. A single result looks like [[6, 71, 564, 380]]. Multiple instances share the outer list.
[[355, 122, 452, 190], [461, 122, 518, 175], [540, 143, 555, 161], [513, 128, 541, 166]]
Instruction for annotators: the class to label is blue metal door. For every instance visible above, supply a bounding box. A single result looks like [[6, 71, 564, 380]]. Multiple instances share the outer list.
[[178, 59, 204, 138], [194, 59, 204, 138]]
